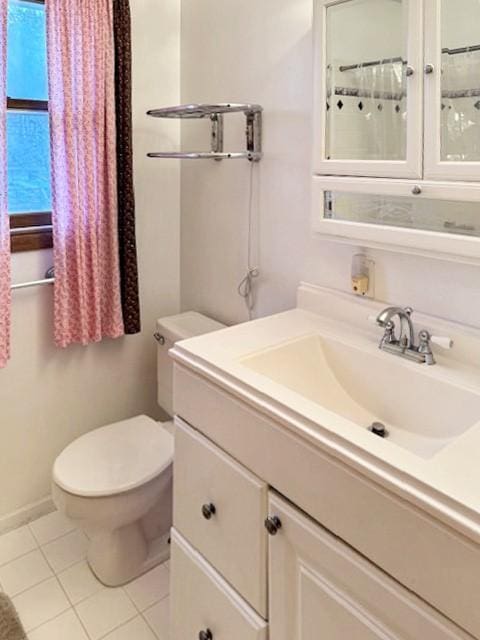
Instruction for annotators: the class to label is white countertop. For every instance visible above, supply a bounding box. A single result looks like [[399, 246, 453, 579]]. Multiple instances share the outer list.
[[171, 284, 480, 543]]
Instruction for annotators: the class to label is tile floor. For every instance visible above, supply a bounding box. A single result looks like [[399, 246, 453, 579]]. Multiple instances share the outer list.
[[0, 510, 170, 639]]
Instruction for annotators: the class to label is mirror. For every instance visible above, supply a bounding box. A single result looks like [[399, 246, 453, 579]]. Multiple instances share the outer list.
[[325, 0, 408, 161], [440, 0, 480, 162]]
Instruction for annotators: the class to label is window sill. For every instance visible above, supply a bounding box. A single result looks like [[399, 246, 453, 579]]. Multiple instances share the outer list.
[[10, 212, 53, 253]]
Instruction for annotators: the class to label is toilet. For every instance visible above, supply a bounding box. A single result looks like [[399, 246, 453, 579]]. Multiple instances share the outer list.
[[52, 312, 225, 586]]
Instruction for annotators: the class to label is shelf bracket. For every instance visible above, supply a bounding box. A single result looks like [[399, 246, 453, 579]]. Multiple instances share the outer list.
[[211, 114, 224, 160], [246, 110, 262, 159]]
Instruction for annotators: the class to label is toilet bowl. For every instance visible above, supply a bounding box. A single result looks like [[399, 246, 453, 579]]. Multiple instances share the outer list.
[[52, 312, 225, 586]]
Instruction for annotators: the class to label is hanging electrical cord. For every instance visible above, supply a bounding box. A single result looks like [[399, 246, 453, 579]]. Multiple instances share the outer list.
[[237, 161, 260, 320]]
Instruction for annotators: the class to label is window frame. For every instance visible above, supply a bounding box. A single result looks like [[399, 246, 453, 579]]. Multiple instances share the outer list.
[[7, 0, 52, 253]]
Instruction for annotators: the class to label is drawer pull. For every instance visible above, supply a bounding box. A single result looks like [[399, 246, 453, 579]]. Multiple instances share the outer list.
[[202, 503, 217, 520], [265, 515, 282, 535], [199, 630, 213, 640]]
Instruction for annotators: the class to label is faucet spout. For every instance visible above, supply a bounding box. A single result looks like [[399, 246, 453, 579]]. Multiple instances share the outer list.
[[376, 306, 415, 349]]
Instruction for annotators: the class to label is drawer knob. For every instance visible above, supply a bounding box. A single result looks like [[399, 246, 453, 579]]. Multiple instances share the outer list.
[[265, 515, 282, 536], [201, 503, 216, 520], [199, 630, 213, 640]]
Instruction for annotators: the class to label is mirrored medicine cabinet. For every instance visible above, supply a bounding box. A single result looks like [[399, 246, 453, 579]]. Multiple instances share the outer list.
[[312, 0, 480, 261]]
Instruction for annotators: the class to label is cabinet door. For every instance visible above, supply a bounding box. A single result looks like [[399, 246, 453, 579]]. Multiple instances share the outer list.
[[268, 492, 472, 640], [313, 0, 423, 179], [424, 0, 480, 180]]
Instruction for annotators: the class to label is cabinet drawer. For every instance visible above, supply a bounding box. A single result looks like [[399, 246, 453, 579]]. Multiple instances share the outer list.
[[171, 529, 268, 640], [268, 492, 473, 640], [174, 418, 268, 617]]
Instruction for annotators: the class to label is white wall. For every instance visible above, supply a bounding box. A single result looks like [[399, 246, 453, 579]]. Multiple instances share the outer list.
[[0, 0, 181, 523], [180, 0, 480, 330]]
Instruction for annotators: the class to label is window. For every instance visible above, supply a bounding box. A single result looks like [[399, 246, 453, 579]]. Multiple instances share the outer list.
[[7, 0, 52, 252]]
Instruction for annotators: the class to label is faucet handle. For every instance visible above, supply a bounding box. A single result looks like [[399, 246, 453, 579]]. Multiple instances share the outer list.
[[418, 330, 454, 353], [431, 335, 454, 350]]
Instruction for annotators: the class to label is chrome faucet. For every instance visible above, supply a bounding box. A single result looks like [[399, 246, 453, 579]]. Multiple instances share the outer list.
[[373, 306, 453, 365], [376, 306, 415, 350]]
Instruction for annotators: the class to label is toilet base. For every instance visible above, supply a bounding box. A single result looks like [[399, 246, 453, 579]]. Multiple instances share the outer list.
[[87, 527, 170, 587]]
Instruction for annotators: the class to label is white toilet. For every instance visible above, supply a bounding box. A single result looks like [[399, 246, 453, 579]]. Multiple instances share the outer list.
[[52, 312, 225, 586]]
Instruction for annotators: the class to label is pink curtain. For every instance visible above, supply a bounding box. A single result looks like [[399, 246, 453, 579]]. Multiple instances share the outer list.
[[0, 0, 10, 368], [46, 0, 124, 347]]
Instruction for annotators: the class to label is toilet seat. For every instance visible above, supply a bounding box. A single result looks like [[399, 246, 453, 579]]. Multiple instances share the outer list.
[[53, 416, 174, 498]]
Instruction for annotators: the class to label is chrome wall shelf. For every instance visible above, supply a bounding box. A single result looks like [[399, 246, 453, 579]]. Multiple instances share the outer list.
[[147, 103, 263, 162], [147, 103, 262, 118], [147, 151, 262, 161]]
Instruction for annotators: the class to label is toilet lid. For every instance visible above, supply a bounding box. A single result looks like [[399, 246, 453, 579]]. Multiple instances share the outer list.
[[53, 416, 174, 498]]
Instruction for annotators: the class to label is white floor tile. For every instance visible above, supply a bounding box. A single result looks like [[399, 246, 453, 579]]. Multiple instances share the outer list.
[[12, 577, 70, 632], [4, 515, 172, 640], [0, 526, 38, 566], [0, 549, 53, 597], [42, 530, 88, 573], [143, 597, 170, 640], [29, 511, 76, 546], [58, 560, 104, 605], [103, 615, 157, 640], [75, 588, 137, 640], [28, 609, 89, 640], [124, 563, 170, 611]]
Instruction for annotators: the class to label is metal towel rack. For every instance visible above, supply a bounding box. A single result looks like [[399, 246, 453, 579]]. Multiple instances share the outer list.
[[147, 103, 263, 162], [11, 267, 55, 291]]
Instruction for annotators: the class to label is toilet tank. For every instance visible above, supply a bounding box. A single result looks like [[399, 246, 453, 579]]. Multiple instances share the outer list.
[[156, 311, 226, 416]]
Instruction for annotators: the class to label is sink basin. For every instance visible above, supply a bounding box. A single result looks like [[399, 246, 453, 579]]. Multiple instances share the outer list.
[[240, 334, 480, 458]]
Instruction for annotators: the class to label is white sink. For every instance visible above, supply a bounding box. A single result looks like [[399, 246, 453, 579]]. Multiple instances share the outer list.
[[241, 334, 480, 459]]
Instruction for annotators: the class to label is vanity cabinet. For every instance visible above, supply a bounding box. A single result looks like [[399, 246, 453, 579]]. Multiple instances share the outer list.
[[171, 418, 477, 639], [313, 0, 480, 258], [171, 364, 480, 639]]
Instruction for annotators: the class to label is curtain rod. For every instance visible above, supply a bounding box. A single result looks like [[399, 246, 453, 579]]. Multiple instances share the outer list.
[[339, 44, 480, 72]]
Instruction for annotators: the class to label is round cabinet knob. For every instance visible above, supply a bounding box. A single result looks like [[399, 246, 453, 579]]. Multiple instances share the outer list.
[[406, 65, 415, 77], [201, 503, 216, 520], [265, 515, 282, 536], [370, 421, 387, 438], [411, 185, 422, 195], [425, 63, 435, 74], [199, 630, 213, 640]]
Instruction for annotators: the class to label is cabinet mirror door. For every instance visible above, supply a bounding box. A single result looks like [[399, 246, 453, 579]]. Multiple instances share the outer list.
[[313, 0, 423, 178], [425, 0, 480, 180]]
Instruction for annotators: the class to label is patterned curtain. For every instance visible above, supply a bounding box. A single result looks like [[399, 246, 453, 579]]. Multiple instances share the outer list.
[[113, 0, 141, 334], [0, 0, 10, 368], [46, 0, 125, 347]]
